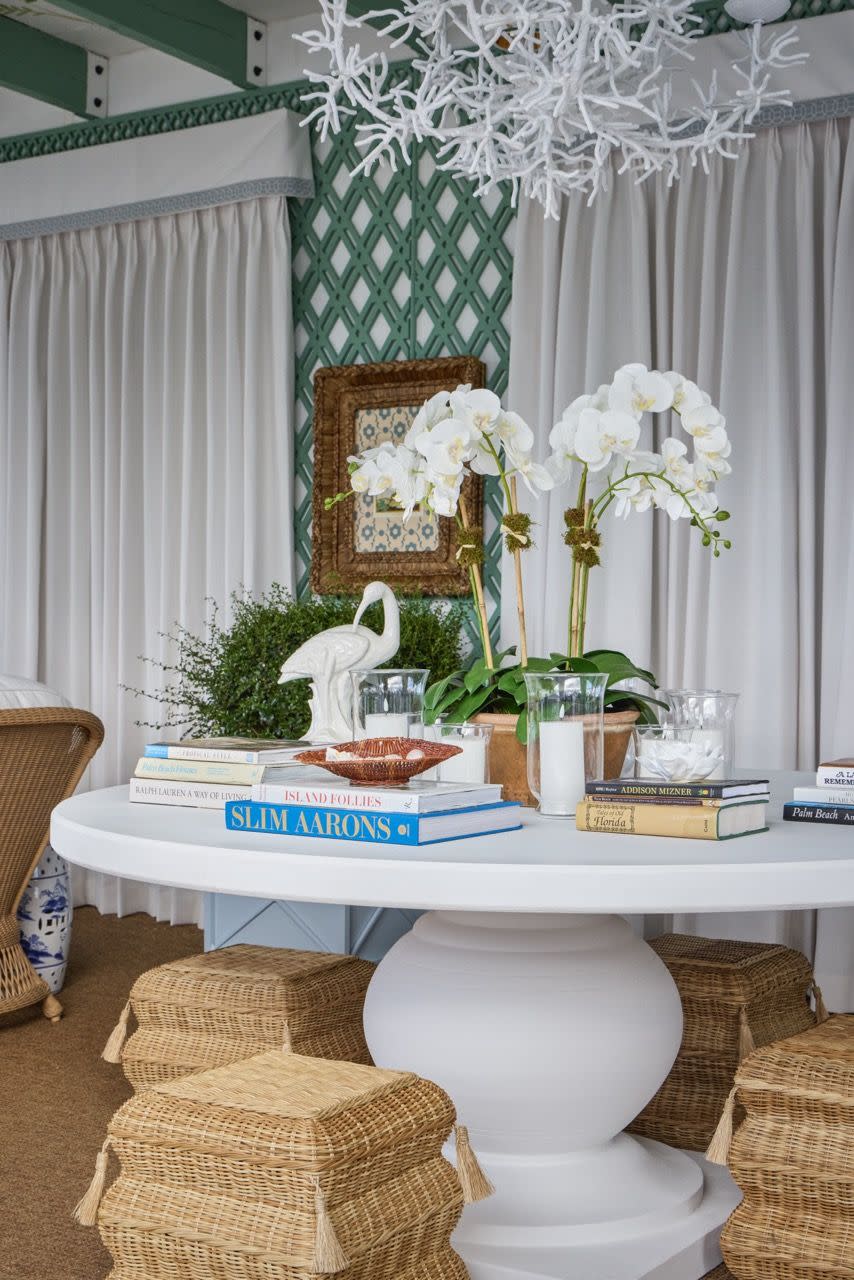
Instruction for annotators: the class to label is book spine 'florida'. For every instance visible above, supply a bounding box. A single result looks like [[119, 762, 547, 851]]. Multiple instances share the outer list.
[[135, 757, 265, 784], [226, 801, 422, 844], [576, 800, 723, 839], [784, 803, 854, 826]]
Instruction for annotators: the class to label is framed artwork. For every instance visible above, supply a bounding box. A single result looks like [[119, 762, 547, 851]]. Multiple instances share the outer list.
[[311, 355, 486, 595]]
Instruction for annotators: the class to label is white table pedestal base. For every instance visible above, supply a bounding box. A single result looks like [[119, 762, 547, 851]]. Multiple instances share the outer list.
[[363, 911, 740, 1280]]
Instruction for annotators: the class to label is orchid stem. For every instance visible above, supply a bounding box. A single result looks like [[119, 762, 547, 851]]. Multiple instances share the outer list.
[[459, 496, 493, 670]]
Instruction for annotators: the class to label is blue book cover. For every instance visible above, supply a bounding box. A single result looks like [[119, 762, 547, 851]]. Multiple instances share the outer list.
[[224, 799, 521, 845]]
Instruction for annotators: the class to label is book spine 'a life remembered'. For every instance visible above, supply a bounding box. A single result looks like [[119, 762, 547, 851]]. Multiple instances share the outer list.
[[129, 778, 252, 808], [226, 801, 423, 844], [816, 768, 854, 788], [136, 757, 265, 784], [576, 800, 723, 839], [784, 803, 854, 826]]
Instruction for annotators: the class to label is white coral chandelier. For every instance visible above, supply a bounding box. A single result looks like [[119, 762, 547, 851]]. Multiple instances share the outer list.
[[298, 0, 806, 216]]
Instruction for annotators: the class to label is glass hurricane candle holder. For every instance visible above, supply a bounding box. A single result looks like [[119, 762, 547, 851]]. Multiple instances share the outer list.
[[432, 722, 492, 785], [524, 672, 608, 817], [351, 668, 429, 740], [634, 723, 724, 782], [658, 689, 739, 780]]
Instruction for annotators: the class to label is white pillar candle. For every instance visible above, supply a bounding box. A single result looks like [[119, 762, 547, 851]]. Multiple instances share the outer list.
[[438, 736, 487, 785], [539, 719, 586, 816], [364, 712, 411, 739]]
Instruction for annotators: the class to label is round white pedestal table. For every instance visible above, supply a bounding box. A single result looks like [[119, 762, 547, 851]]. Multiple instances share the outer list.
[[51, 778, 854, 1280]]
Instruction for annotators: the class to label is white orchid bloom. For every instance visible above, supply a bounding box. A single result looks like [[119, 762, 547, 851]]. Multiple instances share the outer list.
[[506, 442, 554, 495], [694, 444, 732, 484], [650, 476, 693, 520], [417, 417, 476, 476], [428, 474, 464, 517], [663, 373, 710, 416], [660, 437, 693, 485], [497, 410, 534, 455], [364, 442, 406, 497], [681, 404, 728, 454], [449, 386, 501, 439], [609, 365, 674, 415], [384, 445, 428, 519], [575, 408, 641, 472], [404, 390, 451, 448], [612, 475, 643, 518], [469, 442, 501, 476]]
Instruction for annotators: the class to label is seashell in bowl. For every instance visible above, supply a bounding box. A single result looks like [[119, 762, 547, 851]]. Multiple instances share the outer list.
[[295, 736, 462, 785]]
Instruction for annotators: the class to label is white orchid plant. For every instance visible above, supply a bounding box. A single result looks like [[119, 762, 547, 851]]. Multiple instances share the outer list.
[[326, 366, 732, 731]]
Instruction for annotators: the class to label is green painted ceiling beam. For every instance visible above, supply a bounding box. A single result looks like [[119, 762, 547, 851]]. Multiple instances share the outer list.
[[0, 16, 93, 116], [48, 0, 251, 87]]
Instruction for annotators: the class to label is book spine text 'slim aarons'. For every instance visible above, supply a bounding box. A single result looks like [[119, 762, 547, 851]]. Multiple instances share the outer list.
[[226, 801, 424, 845], [784, 803, 854, 826]]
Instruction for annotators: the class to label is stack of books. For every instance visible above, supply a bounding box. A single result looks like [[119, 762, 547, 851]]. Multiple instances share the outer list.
[[129, 738, 307, 809], [576, 777, 771, 840], [225, 778, 521, 845], [784, 757, 854, 827]]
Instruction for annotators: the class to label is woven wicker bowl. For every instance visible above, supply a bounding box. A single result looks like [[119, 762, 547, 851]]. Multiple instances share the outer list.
[[296, 737, 462, 785]]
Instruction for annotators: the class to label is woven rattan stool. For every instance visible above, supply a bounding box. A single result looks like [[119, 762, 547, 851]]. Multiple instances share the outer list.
[[77, 1050, 491, 1278], [709, 1016, 854, 1280], [629, 934, 823, 1151], [102, 945, 376, 1090]]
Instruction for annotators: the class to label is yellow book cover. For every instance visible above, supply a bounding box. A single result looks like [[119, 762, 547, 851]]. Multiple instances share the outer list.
[[134, 757, 265, 785], [575, 800, 768, 840]]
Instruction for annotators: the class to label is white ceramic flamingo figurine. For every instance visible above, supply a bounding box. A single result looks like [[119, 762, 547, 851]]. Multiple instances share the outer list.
[[278, 582, 400, 742]]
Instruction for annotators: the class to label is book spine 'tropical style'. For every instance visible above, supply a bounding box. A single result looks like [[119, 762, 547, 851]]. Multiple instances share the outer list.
[[145, 744, 264, 763]]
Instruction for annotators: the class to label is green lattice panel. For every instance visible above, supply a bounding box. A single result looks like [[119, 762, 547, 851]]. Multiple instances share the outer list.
[[692, 0, 850, 34], [289, 101, 514, 645]]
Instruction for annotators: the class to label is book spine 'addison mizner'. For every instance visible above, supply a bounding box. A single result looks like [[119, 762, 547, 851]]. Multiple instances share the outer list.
[[226, 801, 421, 845], [784, 803, 854, 826], [585, 780, 754, 800]]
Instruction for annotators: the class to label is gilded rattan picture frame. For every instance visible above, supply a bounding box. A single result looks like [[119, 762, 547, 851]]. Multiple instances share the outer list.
[[311, 356, 485, 595]]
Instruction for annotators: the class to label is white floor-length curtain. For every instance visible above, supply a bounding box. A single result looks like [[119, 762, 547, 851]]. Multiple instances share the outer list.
[[507, 116, 854, 1009], [0, 196, 296, 924]]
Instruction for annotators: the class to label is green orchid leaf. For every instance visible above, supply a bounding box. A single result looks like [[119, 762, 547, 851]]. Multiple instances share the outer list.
[[515, 711, 529, 744], [424, 670, 464, 711], [454, 684, 501, 721]]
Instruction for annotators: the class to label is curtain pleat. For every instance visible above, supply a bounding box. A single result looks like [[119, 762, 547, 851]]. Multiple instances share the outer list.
[[507, 118, 854, 1009], [0, 197, 296, 925]]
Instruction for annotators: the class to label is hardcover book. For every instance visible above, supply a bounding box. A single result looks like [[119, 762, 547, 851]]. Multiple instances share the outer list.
[[224, 799, 522, 845], [129, 778, 252, 809], [135, 757, 310, 786], [576, 799, 769, 840], [792, 786, 854, 807], [816, 759, 854, 788], [784, 802, 854, 826], [252, 779, 502, 813], [144, 737, 305, 764], [585, 779, 770, 801]]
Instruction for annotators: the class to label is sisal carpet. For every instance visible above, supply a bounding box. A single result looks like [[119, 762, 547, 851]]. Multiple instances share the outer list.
[[0, 906, 202, 1280], [0, 906, 735, 1280]]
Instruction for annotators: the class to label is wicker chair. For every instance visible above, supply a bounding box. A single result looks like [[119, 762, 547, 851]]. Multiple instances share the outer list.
[[0, 707, 104, 1022]]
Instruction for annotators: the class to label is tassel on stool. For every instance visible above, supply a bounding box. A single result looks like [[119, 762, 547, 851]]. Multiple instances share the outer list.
[[812, 984, 830, 1024], [101, 1001, 131, 1063], [705, 1086, 738, 1166], [454, 1124, 495, 1203], [73, 1139, 111, 1226], [311, 1174, 349, 1273], [738, 1006, 755, 1061]]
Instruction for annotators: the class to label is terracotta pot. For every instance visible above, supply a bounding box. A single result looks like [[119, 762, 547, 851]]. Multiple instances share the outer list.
[[472, 712, 534, 807], [474, 707, 640, 806]]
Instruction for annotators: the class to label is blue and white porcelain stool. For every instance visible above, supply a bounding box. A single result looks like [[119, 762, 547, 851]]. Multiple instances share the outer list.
[[0, 674, 74, 993]]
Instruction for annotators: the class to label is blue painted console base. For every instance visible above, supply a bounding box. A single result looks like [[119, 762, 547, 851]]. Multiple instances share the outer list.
[[204, 893, 422, 962]]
